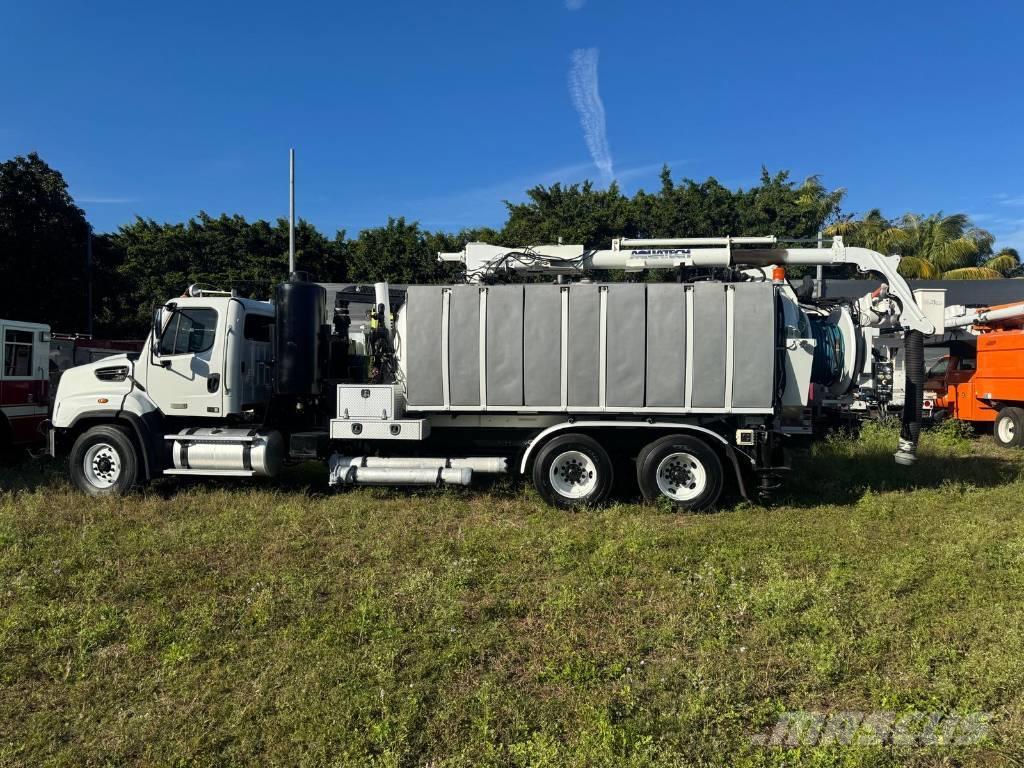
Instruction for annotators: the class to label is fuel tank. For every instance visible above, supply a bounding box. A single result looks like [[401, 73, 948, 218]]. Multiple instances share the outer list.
[[168, 428, 284, 477]]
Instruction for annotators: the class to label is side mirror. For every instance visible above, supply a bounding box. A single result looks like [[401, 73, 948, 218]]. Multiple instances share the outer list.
[[151, 303, 175, 357], [151, 306, 164, 357]]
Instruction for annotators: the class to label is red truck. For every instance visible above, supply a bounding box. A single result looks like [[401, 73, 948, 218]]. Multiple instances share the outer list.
[[48, 333, 144, 388], [1, 319, 51, 451]]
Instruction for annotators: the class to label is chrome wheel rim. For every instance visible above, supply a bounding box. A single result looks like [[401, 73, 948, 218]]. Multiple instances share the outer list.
[[83, 443, 121, 489], [655, 452, 706, 501], [548, 450, 598, 499]]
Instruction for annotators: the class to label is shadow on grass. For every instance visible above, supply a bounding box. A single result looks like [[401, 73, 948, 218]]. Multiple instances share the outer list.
[[5, 432, 1021, 513], [0, 452, 66, 493], [146, 459, 530, 503], [0, 453, 530, 503], [779, 446, 1023, 508]]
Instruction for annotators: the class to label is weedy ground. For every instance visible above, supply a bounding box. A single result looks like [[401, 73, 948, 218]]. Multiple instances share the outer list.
[[2, 420, 1024, 767]]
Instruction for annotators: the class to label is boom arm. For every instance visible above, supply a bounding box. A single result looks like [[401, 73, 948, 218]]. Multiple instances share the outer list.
[[945, 301, 1024, 330], [439, 235, 935, 335]]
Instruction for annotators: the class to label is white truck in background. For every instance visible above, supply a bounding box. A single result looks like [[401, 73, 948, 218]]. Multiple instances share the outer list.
[[48, 235, 935, 510]]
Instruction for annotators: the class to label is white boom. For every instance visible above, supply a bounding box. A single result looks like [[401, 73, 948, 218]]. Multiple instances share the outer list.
[[439, 235, 936, 335], [945, 301, 1024, 329]]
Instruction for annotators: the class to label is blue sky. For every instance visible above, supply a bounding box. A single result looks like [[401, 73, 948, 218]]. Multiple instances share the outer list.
[[3, 0, 1023, 249]]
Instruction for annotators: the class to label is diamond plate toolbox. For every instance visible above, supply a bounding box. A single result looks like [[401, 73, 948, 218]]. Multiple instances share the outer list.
[[336, 384, 405, 420]]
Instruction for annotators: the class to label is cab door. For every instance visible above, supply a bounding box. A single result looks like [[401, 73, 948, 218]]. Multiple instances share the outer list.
[[236, 310, 274, 411], [948, 357, 989, 420], [925, 356, 953, 411], [219, 301, 274, 416], [146, 304, 225, 416]]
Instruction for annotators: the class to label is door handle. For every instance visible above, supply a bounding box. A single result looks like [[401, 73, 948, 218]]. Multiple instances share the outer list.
[[207, 374, 221, 393]]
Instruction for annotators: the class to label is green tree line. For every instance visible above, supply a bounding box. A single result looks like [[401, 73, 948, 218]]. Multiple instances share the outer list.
[[0, 153, 1018, 337]]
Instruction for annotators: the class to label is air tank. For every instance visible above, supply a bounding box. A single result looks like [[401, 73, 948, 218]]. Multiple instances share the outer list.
[[274, 275, 326, 395]]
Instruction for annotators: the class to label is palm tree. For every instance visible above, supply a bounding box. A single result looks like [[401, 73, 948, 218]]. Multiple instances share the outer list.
[[827, 208, 914, 264], [982, 247, 1021, 277], [826, 211, 1009, 279]]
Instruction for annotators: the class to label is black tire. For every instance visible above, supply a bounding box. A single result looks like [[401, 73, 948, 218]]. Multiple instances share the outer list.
[[636, 434, 724, 512], [993, 407, 1024, 448], [69, 424, 141, 496], [532, 433, 614, 509], [0, 417, 19, 465]]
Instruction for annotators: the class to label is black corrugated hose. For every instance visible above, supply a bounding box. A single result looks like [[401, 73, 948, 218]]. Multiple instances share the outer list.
[[895, 329, 924, 465]]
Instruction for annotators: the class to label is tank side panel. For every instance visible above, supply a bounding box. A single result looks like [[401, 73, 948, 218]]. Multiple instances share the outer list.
[[731, 282, 776, 408], [959, 381, 994, 422], [523, 285, 562, 407], [645, 284, 686, 407], [404, 286, 444, 407], [448, 286, 481, 406], [486, 285, 524, 406], [606, 284, 646, 407], [568, 285, 600, 407], [690, 282, 727, 408]]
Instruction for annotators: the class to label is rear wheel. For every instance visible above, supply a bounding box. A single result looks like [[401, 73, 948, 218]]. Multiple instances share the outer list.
[[994, 407, 1024, 448], [532, 433, 613, 508], [636, 434, 724, 512], [69, 424, 140, 496]]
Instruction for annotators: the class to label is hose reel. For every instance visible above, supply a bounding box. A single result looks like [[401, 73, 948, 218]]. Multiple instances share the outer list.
[[807, 305, 860, 396]]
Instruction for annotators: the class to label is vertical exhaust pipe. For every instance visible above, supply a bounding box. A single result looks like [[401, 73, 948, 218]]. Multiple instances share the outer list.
[[288, 148, 296, 277]]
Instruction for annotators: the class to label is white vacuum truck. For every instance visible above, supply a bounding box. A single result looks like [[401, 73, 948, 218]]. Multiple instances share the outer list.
[[48, 235, 935, 510]]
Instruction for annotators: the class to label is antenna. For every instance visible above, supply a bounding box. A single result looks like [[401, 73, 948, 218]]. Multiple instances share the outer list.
[[288, 148, 296, 277]]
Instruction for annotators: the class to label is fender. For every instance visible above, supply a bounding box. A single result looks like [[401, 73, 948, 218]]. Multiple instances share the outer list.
[[63, 410, 165, 480], [518, 420, 755, 501]]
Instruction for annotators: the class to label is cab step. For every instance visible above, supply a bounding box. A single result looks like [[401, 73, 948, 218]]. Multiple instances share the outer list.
[[162, 468, 257, 477]]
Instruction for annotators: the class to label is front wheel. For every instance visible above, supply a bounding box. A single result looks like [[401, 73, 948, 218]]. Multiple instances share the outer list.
[[636, 434, 724, 512], [69, 424, 141, 496], [532, 433, 614, 509], [993, 407, 1023, 448]]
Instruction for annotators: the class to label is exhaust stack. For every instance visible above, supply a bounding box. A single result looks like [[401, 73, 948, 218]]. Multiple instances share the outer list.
[[288, 148, 296, 277]]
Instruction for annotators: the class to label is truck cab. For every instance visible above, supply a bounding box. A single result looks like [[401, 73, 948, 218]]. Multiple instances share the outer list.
[[50, 292, 276, 493], [144, 296, 274, 417], [924, 351, 981, 419]]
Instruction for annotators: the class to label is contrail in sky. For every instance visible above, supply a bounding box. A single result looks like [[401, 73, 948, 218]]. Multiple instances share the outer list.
[[568, 48, 614, 184]]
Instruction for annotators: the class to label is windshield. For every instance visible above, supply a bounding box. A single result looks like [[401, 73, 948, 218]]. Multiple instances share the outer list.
[[159, 308, 218, 355], [926, 358, 949, 378]]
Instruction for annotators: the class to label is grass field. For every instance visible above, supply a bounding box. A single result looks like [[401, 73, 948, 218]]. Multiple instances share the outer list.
[[3, 421, 1024, 767]]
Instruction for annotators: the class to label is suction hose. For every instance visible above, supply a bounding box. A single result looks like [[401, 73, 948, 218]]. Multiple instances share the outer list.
[[895, 330, 924, 465]]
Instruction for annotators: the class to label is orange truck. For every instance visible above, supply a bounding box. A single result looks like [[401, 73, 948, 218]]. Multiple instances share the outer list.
[[925, 301, 1024, 447]]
